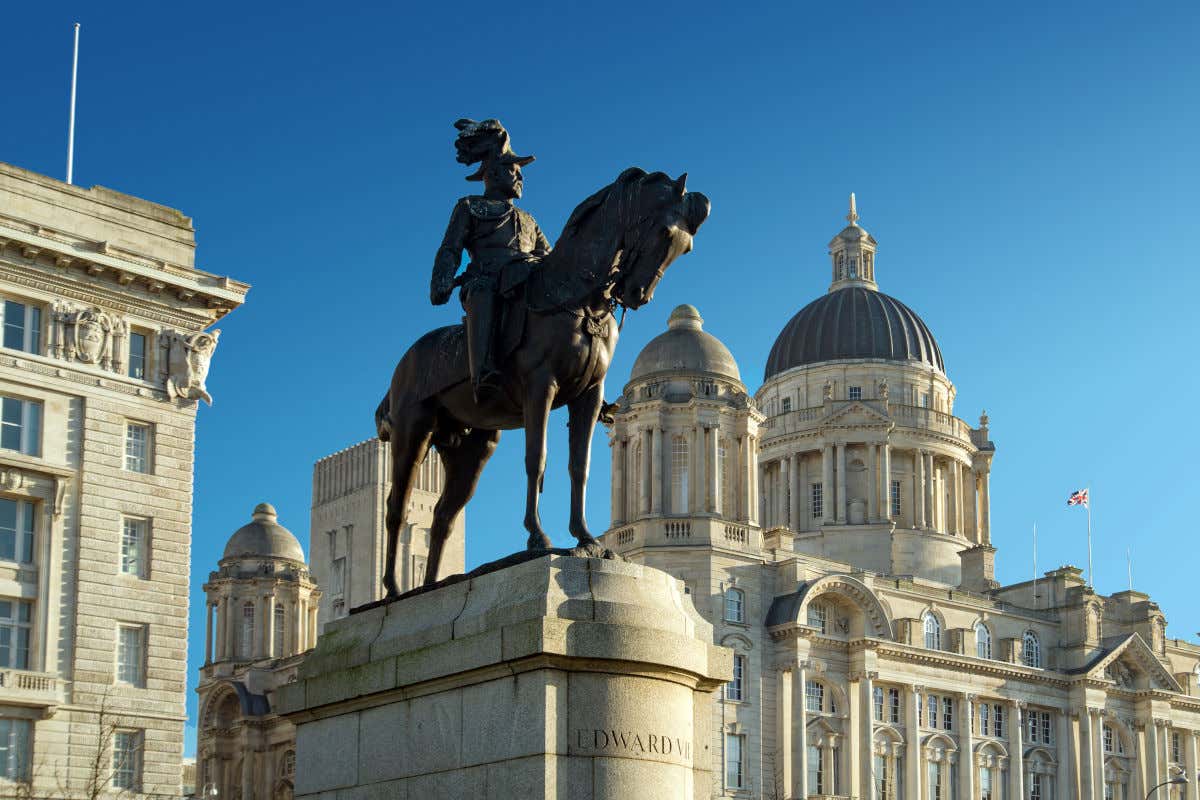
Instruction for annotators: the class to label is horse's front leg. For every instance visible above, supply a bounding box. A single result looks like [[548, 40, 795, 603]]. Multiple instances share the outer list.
[[523, 377, 557, 550], [567, 382, 604, 545]]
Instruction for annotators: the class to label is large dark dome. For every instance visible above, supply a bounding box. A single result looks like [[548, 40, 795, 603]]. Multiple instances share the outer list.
[[764, 287, 944, 380]]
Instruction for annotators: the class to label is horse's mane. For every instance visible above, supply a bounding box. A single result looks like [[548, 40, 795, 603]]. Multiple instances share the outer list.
[[529, 167, 659, 313]]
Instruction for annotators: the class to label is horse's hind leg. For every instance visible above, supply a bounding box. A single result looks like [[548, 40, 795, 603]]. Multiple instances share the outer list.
[[383, 406, 434, 598], [426, 428, 501, 586]]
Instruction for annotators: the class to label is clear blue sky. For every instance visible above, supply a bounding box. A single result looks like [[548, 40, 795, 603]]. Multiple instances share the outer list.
[[6, 1, 1199, 755]]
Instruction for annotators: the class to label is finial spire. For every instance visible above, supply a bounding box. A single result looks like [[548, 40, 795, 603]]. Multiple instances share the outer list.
[[846, 192, 859, 225]]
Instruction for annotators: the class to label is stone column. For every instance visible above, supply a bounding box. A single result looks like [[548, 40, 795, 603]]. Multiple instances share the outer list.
[[847, 674, 862, 799], [265, 595, 277, 658], [1080, 709, 1100, 800], [1056, 711, 1072, 800], [779, 458, 790, 529], [867, 443, 879, 522], [835, 443, 847, 524], [1185, 729, 1199, 800], [640, 429, 652, 516], [821, 444, 834, 525], [295, 597, 306, 652], [738, 435, 749, 521], [256, 596, 270, 660], [611, 438, 624, 526], [224, 596, 236, 659], [904, 686, 921, 800], [979, 468, 992, 545], [857, 673, 875, 798], [790, 454, 802, 532], [204, 602, 214, 664], [651, 426, 663, 515], [797, 453, 808, 532], [777, 670, 792, 794], [708, 426, 719, 515], [692, 425, 704, 515], [749, 435, 759, 525], [881, 442, 892, 522], [914, 451, 926, 529], [954, 462, 964, 535], [926, 453, 936, 527], [958, 693, 975, 800], [1010, 701, 1025, 800], [241, 751, 254, 800], [792, 665, 808, 799]]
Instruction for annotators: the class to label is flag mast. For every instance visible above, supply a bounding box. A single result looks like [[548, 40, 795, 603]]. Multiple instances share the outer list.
[[66, 22, 80, 185], [1086, 484, 1093, 588], [1032, 522, 1039, 609]]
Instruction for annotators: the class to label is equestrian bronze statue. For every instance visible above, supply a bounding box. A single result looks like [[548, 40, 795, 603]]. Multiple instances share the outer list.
[[376, 119, 709, 596]]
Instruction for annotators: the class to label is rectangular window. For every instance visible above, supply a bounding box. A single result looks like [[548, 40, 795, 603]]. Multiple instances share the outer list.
[[1030, 773, 1043, 800], [980, 766, 993, 800], [848, 385, 862, 401], [943, 697, 954, 731], [0, 600, 32, 669], [724, 589, 745, 623], [112, 730, 143, 790], [413, 556, 426, 586], [993, 704, 1005, 738], [120, 517, 148, 578], [2, 300, 42, 355], [979, 703, 989, 736], [124, 422, 151, 473], [0, 396, 42, 456], [927, 695, 938, 728], [332, 599, 346, 619], [0, 718, 31, 780], [0, 498, 35, 564], [781, 397, 792, 412], [725, 655, 744, 701], [921, 392, 931, 408], [808, 744, 824, 795], [117, 624, 145, 686], [873, 687, 884, 721], [811, 483, 824, 519], [806, 681, 824, 712], [725, 733, 744, 788], [928, 761, 943, 800], [1173, 731, 1181, 763], [128, 331, 148, 379], [330, 557, 346, 595], [888, 688, 901, 724], [272, 605, 285, 656], [891, 479, 901, 517], [1041, 711, 1052, 745]]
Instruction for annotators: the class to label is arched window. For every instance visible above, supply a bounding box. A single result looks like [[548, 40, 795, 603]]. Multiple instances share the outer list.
[[1023, 631, 1042, 668], [975, 622, 992, 659], [807, 601, 828, 634], [273, 605, 285, 657], [671, 436, 689, 514], [923, 612, 942, 650], [724, 588, 745, 623], [241, 601, 255, 658]]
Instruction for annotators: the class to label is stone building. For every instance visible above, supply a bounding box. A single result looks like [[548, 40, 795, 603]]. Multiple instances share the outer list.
[[191, 443, 461, 798], [0, 162, 246, 795], [309, 440, 462, 629], [194, 503, 318, 800], [602, 198, 1200, 800]]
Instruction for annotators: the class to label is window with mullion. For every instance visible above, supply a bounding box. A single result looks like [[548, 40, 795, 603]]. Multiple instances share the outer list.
[[0, 718, 31, 780], [112, 730, 143, 790], [725, 655, 745, 701], [0, 600, 32, 669], [128, 331, 148, 379], [2, 299, 42, 355], [0, 396, 42, 457], [117, 624, 145, 687], [120, 517, 149, 578], [725, 733, 744, 789], [0, 498, 35, 564], [124, 422, 151, 473]]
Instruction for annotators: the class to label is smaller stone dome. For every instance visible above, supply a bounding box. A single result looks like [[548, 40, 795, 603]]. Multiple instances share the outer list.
[[833, 223, 877, 244], [629, 304, 741, 383], [222, 503, 305, 562]]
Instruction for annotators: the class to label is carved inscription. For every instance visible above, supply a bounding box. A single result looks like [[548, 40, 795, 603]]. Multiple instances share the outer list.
[[574, 729, 692, 763]]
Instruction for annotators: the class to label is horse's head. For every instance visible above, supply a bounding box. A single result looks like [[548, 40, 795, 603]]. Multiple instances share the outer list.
[[610, 172, 710, 310]]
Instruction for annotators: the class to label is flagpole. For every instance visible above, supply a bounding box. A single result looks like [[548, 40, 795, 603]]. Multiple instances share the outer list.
[[1086, 484, 1093, 588], [1032, 522, 1039, 609], [66, 22, 80, 185], [1126, 547, 1132, 591]]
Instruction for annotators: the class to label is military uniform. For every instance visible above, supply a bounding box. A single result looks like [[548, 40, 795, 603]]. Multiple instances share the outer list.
[[431, 195, 550, 395]]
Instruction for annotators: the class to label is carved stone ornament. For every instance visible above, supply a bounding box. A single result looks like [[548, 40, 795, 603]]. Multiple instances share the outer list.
[[878, 378, 889, 401], [166, 330, 221, 405], [70, 307, 115, 366], [0, 468, 24, 490], [823, 379, 834, 401]]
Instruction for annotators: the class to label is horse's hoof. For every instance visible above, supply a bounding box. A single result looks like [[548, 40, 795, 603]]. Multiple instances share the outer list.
[[526, 532, 552, 550]]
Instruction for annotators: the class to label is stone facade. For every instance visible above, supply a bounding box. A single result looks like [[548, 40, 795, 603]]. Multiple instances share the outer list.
[[0, 162, 246, 796], [601, 200, 1200, 800], [195, 504, 318, 800], [309, 440, 463, 630]]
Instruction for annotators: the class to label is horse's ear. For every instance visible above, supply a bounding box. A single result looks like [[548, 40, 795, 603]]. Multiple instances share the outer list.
[[673, 173, 688, 198]]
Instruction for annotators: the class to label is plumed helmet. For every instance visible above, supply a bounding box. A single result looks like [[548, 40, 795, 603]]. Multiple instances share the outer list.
[[453, 118, 535, 181]]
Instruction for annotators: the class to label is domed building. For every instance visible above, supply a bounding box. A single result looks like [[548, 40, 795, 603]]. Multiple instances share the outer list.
[[602, 198, 1200, 800], [195, 503, 320, 800]]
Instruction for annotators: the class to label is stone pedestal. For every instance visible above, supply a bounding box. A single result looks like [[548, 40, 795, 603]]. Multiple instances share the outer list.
[[276, 555, 731, 800]]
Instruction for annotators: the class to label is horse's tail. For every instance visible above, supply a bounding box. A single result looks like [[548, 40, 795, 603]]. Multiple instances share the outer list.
[[375, 392, 392, 442]]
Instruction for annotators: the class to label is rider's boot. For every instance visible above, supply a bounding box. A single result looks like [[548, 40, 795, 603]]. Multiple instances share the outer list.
[[465, 288, 501, 402]]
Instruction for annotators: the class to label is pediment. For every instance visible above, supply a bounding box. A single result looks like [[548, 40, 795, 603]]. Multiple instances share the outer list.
[[1081, 634, 1182, 693], [822, 401, 894, 430]]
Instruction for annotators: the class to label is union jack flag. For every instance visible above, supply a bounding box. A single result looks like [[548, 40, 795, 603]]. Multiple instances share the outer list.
[[1067, 488, 1089, 507]]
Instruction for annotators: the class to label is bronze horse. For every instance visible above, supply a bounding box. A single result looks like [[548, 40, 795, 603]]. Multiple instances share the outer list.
[[375, 168, 709, 596]]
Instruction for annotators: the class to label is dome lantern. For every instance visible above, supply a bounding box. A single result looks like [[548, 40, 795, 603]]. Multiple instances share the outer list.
[[828, 192, 879, 292]]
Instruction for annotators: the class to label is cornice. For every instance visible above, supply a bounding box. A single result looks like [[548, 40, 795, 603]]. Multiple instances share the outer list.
[[0, 224, 246, 318]]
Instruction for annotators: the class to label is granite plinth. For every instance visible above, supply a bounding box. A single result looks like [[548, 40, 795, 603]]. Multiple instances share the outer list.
[[276, 554, 731, 800]]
